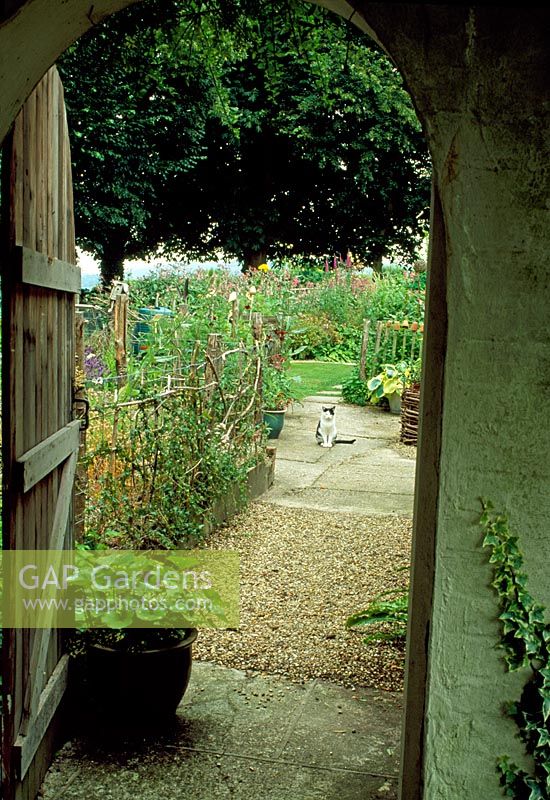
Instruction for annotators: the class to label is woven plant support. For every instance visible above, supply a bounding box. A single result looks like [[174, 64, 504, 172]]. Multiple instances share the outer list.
[[400, 384, 421, 446]]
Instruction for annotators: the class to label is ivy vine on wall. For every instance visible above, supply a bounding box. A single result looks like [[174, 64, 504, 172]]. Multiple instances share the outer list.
[[479, 500, 550, 800]]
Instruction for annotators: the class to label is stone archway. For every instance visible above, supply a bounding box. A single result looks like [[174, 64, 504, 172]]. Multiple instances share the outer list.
[[1, 3, 549, 799]]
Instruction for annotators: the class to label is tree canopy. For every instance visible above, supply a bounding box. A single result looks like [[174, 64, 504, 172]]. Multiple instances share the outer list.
[[59, 0, 431, 281], [59, 0, 214, 283]]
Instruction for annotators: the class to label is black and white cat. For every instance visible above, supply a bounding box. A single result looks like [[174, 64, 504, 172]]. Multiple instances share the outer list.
[[315, 406, 356, 447]]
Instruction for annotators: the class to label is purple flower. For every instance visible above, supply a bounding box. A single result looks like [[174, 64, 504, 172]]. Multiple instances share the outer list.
[[84, 346, 107, 381]]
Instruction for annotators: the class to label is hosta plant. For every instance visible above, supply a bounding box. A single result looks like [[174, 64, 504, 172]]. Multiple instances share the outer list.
[[366, 361, 409, 403]]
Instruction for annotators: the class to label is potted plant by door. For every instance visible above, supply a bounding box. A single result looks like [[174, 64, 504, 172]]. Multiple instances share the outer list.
[[68, 553, 200, 723], [83, 627, 198, 720], [261, 363, 299, 439]]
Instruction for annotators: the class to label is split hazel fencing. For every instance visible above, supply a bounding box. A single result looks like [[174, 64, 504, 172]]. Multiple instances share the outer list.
[[75, 321, 265, 549], [358, 318, 424, 381]]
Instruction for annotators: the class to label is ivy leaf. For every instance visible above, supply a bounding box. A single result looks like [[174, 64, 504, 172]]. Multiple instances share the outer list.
[[480, 502, 549, 797]]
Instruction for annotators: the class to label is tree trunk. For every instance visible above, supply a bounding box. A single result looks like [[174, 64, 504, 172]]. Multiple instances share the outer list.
[[100, 236, 127, 287], [101, 256, 125, 287], [242, 250, 268, 273], [371, 253, 384, 274]]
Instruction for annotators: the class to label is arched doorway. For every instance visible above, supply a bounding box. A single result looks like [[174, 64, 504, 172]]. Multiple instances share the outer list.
[[1, 3, 549, 800]]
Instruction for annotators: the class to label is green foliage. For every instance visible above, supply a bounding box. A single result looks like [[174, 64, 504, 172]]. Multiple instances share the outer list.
[[120, 260, 425, 369], [60, 0, 430, 279], [367, 362, 409, 402], [341, 370, 369, 406], [288, 267, 424, 362], [86, 394, 253, 549], [346, 583, 409, 644], [367, 270, 426, 321], [261, 363, 300, 410], [289, 313, 346, 360], [479, 501, 550, 800], [83, 302, 264, 549], [408, 357, 423, 386], [59, 0, 215, 283]]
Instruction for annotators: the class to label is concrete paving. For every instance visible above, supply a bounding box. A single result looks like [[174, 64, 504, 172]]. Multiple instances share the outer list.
[[41, 395, 413, 800], [44, 663, 402, 800], [266, 396, 416, 517]]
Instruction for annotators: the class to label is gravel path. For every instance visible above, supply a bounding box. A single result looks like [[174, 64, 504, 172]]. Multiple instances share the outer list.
[[389, 438, 417, 460], [195, 502, 412, 692]]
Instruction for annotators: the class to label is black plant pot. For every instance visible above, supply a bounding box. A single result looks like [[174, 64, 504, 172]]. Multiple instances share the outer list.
[[87, 628, 198, 721]]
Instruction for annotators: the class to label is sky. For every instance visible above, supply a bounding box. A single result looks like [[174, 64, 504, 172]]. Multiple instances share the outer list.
[[78, 249, 242, 289]]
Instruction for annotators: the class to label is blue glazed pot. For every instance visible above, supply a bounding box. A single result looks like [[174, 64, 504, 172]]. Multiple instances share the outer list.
[[263, 409, 286, 439]]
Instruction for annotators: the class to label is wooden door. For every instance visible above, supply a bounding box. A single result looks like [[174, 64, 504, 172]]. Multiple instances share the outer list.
[[1, 66, 80, 800]]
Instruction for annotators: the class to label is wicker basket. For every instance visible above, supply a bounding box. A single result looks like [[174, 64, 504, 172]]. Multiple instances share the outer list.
[[400, 384, 421, 446]]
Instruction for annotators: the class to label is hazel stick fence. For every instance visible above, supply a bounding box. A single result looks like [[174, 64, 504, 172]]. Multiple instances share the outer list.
[[358, 318, 424, 380], [75, 322, 264, 545]]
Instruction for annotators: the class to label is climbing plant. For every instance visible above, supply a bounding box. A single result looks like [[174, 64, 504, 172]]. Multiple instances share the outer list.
[[479, 500, 550, 800]]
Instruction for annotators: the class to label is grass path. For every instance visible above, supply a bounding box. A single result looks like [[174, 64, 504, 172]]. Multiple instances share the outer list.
[[288, 360, 354, 400]]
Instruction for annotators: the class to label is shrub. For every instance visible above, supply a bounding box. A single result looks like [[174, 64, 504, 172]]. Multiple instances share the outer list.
[[288, 313, 343, 359], [346, 587, 409, 644], [82, 304, 265, 549], [342, 370, 369, 406]]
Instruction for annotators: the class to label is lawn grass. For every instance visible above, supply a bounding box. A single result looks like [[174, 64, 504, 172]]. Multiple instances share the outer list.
[[288, 360, 355, 401]]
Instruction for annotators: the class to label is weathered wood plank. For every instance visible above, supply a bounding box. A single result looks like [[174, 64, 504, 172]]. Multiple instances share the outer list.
[[16, 420, 80, 493], [57, 82, 68, 263], [3, 64, 77, 800], [374, 320, 382, 353], [50, 74, 60, 260], [46, 71, 55, 259], [12, 114, 24, 245], [13, 655, 69, 781], [20, 628, 51, 737], [358, 318, 371, 381], [22, 88, 35, 249], [35, 78, 46, 255], [13, 246, 81, 293], [49, 450, 77, 552]]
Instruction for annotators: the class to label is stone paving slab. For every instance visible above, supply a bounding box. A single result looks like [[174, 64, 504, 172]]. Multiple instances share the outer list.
[[43, 663, 401, 800], [266, 458, 329, 489], [289, 398, 401, 439], [264, 488, 414, 516], [266, 397, 415, 517], [319, 462, 415, 495]]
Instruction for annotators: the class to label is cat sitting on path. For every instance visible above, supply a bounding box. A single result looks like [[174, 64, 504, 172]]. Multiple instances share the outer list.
[[315, 406, 356, 447]]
